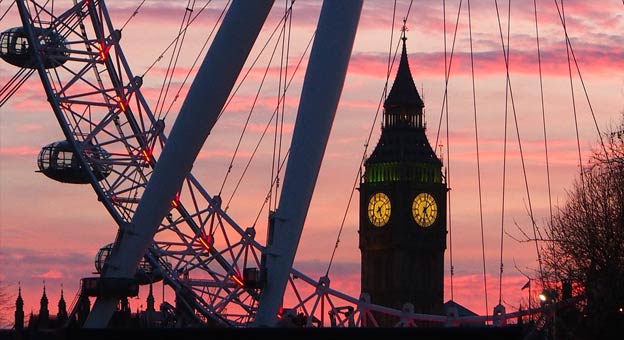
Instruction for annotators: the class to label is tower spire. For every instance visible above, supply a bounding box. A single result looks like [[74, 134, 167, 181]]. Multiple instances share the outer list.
[[401, 17, 408, 42], [39, 280, 49, 329], [383, 19, 424, 129], [58, 283, 68, 323], [15, 282, 24, 330], [359, 17, 446, 324]]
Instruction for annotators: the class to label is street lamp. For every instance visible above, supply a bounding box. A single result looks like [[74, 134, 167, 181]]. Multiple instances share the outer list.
[[539, 289, 558, 304], [539, 289, 558, 339]]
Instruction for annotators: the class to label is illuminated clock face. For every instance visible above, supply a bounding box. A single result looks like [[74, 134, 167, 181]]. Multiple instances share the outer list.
[[367, 192, 391, 227], [412, 192, 438, 227]]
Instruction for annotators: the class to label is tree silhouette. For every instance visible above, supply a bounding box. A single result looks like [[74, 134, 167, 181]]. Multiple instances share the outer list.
[[0, 280, 14, 329], [539, 113, 624, 338]]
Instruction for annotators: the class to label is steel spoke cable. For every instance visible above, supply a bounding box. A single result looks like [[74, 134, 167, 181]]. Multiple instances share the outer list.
[[559, 0, 584, 185], [253, 149, 290, 228], [0, 68, 35, 107], [119, 0, 146, 32], [325, 0, 400, 275], [270, 0, 293, 212], [227, 28, 314, 216], [434, 0, 463, 148], [467, 0, 489, 318], [492, 0, 546, 289], [141, 0, 222, 78], [533, 0, 553, 224], [442, 0, 453, 300], [386, 0, 398, 96], [436, 0, 465, 301], [493, 0, 511, 307], [162, 0, 231, 118], [155, 0, 195, 119], [218, 15, 285, 197], [326, 0, 415, 276], [217, 2, 296, 199], [0, 0, 16, 22], [276, 0, 293, 210], [552, 0, 608, 164], [214, 2, 296, 123]]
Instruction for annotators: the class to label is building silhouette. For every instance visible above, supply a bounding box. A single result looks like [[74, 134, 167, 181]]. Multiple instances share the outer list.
[[12, 282, 169, 331], [14, 284, 24, 330], [359, 27, 447, 326]]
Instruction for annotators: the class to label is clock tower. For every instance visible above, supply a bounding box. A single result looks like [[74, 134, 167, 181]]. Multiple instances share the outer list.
[[359, 29, 447, 325]]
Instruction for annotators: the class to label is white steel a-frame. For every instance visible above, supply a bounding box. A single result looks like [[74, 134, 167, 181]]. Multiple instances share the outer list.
[[254, 0, 363, 326], [84, 0, 362, 327], [85, 0, 276, 327]]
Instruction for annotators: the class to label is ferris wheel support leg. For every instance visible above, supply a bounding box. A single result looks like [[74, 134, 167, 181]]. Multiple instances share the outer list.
[[84, 0, 275, 328], [253, 0, 363, 327]]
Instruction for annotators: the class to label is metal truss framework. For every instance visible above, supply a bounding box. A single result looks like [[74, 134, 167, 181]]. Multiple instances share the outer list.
[[8, 0, 538, 328]]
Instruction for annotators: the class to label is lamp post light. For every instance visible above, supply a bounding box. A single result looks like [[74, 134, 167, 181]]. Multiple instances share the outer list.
[[539, 289, 558, 340]]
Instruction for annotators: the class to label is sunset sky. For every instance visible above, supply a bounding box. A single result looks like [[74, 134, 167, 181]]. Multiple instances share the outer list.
[[1, 0, 623, 324]]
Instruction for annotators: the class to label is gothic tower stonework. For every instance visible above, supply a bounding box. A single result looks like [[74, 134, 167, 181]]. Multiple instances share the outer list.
[[359, 30, 447, 325]]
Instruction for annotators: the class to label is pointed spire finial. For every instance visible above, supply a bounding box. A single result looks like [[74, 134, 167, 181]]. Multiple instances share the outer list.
[[401, 17, 408, 42]]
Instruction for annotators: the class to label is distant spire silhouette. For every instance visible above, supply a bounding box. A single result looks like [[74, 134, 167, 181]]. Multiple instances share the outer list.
[[15, 282, 24, 330], [58, 283, 68, 323], [39, 281, 49, 329]]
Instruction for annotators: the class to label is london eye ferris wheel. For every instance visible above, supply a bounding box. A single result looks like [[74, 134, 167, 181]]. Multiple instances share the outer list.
[[2, 0, 600, 329]]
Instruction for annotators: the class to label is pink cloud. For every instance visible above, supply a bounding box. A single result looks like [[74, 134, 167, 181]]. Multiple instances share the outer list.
[[348, 46, 623, 80], [0, 0, 620, 326], [0, 146, 40, 156], [34, 270, 64, 280]]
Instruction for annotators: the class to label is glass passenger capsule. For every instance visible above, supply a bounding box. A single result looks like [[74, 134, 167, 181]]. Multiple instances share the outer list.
[[0, 26, 69, 69], [95, 243, 164, 285], [37, 140, 112, 184]]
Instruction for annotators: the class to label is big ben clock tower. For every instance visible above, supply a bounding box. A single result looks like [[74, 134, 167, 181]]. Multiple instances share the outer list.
[[359, 28, 447, 324]]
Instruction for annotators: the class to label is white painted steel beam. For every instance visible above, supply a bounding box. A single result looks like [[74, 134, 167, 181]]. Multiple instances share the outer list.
[[253, 0, 363, 327], [84, 0, 275, 328]]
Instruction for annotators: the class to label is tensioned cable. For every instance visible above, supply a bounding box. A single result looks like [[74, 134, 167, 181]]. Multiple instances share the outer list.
[[250, 34, 314, 225], [493, 0, 511, 307], [0, 68, 35, 107], [216, 2, 296, 198], [434, 0, 462, 147], [552, 0, 609, 166], [270, 0, 293, 212], [533, 0, 553, 224], [119, 0, 146, 32], [434, 0, 465, 301], [467, 0, 489, 318], [442, 0, 452, 301], [493, 0, 545, 287], [141, 0, 221, 78], [326, 0, 415, 276], [155, 0, 195, 119], [270, 1, 286, 212], [215, 1, 296, 124], [218, 12, 287, 198], [0, 0, 15, 22], [386, 0, 398, 97], [560, 0, 584, 184], [229, 30, 315, 217], [254, 149, 290, 227], [160, 1, 230, 118], [277, 1, 294, 210]]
